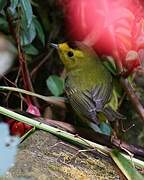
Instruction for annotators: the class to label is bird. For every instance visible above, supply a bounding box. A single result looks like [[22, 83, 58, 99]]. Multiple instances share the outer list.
[[51, 42, 125, 125]]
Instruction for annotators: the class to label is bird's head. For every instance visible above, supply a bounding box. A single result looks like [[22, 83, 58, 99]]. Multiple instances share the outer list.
[[50, 42, 97, 72]]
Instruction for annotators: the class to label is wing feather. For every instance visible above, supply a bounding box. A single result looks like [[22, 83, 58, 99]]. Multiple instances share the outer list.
[[65, 80, 112, 124]]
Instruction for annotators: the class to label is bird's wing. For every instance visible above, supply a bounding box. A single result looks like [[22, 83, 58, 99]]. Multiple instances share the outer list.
[[103, 106, 126, 121], [65, 82, 112, 124]]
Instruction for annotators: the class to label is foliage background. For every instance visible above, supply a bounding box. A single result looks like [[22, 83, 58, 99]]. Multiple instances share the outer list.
[[0, 0, 143, 149]]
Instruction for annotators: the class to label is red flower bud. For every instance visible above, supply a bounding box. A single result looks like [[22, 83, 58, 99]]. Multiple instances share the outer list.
[[26, 104, 40, 132], [27, 104, 40, 117], [5, 118, 15, 128], [24, 124, 32, 131], [11, 122, 25, 137]]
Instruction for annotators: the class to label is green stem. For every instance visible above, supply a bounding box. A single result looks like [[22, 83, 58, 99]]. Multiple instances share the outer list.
[[0, 106, 144, 168], [0, 86, 66, 108]]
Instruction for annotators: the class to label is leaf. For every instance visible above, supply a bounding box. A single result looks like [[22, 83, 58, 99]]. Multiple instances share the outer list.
[[0, 123, 19, 176], [20, 0, 33, 28], [46, 75, 64, 97], [99, 122, 111, 136], [20, 20, 36, 46], [103, 56, 117, 75], [110, 150, 144, 180], [9, 0, 19, 15], [23, 44, 39, 55], [0, 0, 7, 11], [33, 17, 45, 46], [0, 16, 8, 32], [109, 89, 119, 111]]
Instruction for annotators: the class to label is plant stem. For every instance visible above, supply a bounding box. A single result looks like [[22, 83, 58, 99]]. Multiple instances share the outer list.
[[4, 8, 38, 107], [113, 50, 144, 123], [0, 106, 143, 168], [0, 86, 66, 108], [120, 78, 144, 123]]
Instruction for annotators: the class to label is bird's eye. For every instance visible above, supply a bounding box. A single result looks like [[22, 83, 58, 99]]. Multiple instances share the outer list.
[[67, 51, 74, 58]]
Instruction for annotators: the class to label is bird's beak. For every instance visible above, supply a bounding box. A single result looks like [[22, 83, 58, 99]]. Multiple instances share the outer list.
[[49, 43, 59, 49]]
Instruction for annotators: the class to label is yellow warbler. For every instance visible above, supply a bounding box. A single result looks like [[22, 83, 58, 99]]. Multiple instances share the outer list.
[[51, 42, 125, 124]]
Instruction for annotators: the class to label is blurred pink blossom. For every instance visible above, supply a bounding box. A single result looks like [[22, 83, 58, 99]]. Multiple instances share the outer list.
[[60, 0, 144, 73]]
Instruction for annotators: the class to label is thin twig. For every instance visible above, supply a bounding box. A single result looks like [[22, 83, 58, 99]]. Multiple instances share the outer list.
[[4, 8, 38, 107], [113, 49, 144, 123], [0, 86, 66, 108], [120, 78, 144, 123]]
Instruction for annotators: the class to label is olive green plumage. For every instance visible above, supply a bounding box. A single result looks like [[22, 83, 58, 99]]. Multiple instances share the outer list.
[[53, 42, 124, 124]]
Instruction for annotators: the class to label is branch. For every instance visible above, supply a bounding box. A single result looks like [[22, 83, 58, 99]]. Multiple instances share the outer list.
[[4, 8, 38, 107], [41, 118, 144, 157], [120, 78, 144, 123], [0, 106, 144, 168], [113, 51, 144, 123], [0, 86, 66, 109]]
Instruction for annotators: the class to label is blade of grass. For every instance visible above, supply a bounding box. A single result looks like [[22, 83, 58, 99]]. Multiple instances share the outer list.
[[110, 150, 144, 180], [20, 127, 36, 143]]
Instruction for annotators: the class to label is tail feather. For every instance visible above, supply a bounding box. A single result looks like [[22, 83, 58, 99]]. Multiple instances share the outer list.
[[103, 106, 126, 122]]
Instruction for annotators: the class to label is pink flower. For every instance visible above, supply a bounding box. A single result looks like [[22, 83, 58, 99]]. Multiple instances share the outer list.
[[27, 104, 40, 117], [60, 0, 144, 73]]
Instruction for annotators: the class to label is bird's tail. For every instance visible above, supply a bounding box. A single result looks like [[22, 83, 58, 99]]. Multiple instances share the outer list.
[[103, 106, 126, 122]]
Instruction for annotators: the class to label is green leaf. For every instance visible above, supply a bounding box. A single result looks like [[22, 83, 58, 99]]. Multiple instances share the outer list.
[[20, 0, 33, 28], [46, 75, 64, 97], [109, 88, 119, 111], [33, 17, 45, 46], [103, 56, 117, 75], [9, 0, 19, 14], [0, 0, 7, 11], [23, 44, 39, 55], [99, 122, 111, 136], [20, 20, 36, 46], [110, 150, 144, 180], [0, 16, 8, 32]]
